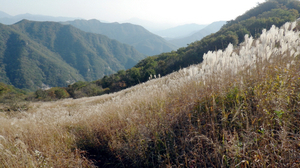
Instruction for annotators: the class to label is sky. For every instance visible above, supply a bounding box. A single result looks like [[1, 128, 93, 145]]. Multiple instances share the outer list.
[[0, 0, 266, 27]]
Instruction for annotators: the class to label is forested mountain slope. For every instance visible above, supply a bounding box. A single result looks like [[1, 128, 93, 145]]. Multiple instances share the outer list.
[[64, 19, 177, 56], [0, 20, 145, 90], [57, 0, 300, 99]]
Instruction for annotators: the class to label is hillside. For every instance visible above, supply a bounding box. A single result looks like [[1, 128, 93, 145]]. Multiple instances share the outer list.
[[0, 20, 145, 90], [63, 19, 177, 56], [56, 0, 300, 99], [169, 21, 226, 47], [0, 19, 299, 167]]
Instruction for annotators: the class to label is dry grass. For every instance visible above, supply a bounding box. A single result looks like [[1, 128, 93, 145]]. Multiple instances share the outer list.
[[1, 21, 300, 167]]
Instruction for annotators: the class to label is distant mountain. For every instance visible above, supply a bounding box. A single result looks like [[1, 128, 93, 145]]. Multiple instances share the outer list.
[[0, 20, 145, 90], [0, 11, 11, 18], [169, 21, 226, 47], [154, 23, 208, 40], [64, 19, 177, 56], [121, 18, 177, 32], [0, 12, 80, 25]]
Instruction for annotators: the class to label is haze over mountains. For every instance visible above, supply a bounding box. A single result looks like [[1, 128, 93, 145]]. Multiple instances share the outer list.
[[154, 23, 208, 39], [0, 11, 11, 18], [0, 11, 225, 54], [121, 17, 178, 32], [0, 11, 80, 25], [169, 21, 226, 47]]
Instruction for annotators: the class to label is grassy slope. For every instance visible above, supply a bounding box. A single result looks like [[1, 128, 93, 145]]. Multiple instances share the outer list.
[[0, 19, 300, 167]]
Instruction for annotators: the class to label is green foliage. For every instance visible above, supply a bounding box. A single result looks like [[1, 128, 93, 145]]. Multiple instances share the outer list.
[[0, 82, 28, 111], [35, 87, 70, 101], [54, 88, 70, 99], [73, 83, 104, 99], [0, 82, 27, 96], [65, 81, 105, 99], [127, 67, 141, 85]]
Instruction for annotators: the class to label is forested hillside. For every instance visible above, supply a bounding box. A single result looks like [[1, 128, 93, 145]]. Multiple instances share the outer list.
[[64, 19, 177, 56], [0, 20, 145, 90], [57, 0, 300, 99]]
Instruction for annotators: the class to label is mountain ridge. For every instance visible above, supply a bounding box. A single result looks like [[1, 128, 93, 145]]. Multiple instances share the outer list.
[[0, 12, 80, 25], [0, 19, 145, 90], [63, 19, 177, 56]]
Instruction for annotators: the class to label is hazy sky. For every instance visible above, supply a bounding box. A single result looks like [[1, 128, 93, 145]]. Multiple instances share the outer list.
[[0, 0, 266, 25]]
